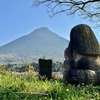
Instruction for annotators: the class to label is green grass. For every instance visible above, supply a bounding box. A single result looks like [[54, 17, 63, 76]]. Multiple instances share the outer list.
[[0, 68, 100, 100]]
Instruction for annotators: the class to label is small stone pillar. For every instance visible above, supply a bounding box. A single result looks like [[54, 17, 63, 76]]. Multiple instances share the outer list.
[[39, 58, 52, 79]]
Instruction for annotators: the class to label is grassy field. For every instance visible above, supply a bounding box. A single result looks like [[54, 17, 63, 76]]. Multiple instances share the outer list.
[[0, 66, 100, 100]]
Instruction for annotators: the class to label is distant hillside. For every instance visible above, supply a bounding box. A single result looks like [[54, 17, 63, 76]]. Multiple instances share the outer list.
[[0, 27, 69, 64]]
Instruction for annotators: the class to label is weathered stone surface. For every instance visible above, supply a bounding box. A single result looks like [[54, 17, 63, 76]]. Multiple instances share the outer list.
[[39, 59, 52, 79], [76, 56, 100, 70], [70, 24, 100, 55], [63, 24, 100, 85], [65, 43, 77, 60], [64, 69, 97, 85], [64, 53, 100, 70], [63, 60, 70, 71]]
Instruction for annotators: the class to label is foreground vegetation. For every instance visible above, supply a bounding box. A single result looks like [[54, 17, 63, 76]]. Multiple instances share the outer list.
[[0, 65, 100, 100]]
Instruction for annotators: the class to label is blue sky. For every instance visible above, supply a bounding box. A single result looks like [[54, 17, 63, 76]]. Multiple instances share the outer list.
[[0, 0, 100, 46]]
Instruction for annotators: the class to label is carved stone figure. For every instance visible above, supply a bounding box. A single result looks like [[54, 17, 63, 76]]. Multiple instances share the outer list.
[[63, 24, 100, 85]]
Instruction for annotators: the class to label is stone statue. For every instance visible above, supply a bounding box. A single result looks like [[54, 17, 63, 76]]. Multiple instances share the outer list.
[[63, 24, 100, 85]]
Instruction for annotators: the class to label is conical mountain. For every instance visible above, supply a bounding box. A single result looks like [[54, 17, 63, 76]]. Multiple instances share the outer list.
[[0, 27, 69, 63]]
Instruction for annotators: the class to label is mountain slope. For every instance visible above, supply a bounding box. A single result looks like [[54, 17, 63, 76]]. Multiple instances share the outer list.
[[0, 27, 69, 63]]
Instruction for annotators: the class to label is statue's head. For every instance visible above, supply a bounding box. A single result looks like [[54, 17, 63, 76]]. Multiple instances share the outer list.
[[70, 24, 100, 55]]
